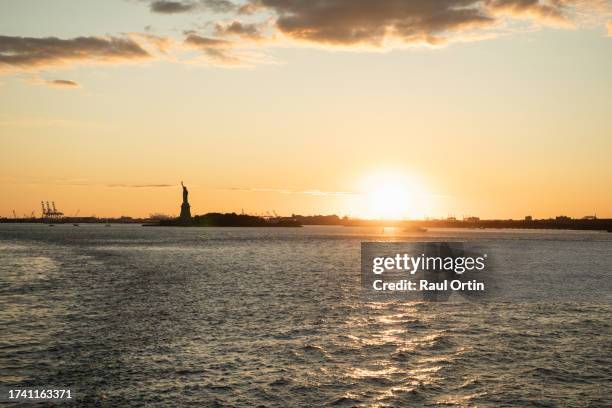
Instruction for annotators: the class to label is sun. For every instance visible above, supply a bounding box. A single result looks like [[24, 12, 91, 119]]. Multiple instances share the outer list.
[[357, 171, 428, 220], [366, 182, 409, 219]]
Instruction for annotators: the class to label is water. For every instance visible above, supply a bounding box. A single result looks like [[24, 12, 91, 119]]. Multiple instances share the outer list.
[[0, 224, 610, 407]]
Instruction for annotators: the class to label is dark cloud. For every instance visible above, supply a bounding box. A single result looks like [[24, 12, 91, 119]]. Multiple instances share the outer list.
[[251, 0, 493, 45], [184, 33, 240, 63], [204, 0, 238, 12], [248, 0, 592, 45], [148, 0, 237, 14], [0, 35, 151, 70], [150, 0, 195, 13], [215, 21, 264, 40], [143, 0, 602, 47], [142, 0, 604, 47], [184, 34, 232, 47], [47, 79, 80, 88]]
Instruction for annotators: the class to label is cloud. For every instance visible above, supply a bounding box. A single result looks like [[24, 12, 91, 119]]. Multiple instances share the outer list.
[[126, 32, 175, 53], [203, 0, 238, 12], [486, 0, 572, 25], [184, 34, 232, 47], [608, 20, 612, 36], [237, 2, 259, 14], [183, 33, 242, 64], [147, 0, 237, 14], [183, 32, 277, 65], [0, 177, 174, 188], [138, 0, 607, 49], [20, 75, 81, 89], [1, 0, 603, 81], [248, 0, 495, 46], [106, 184, 175, 188], [140, 0, 606, 50], [214, 20, 265, 40], [224, 187, 357, 197], [232, 0, 601, 46], [47, 79, 80, 88], [150, 0, 196, 13], [0, 35, 151, 71]]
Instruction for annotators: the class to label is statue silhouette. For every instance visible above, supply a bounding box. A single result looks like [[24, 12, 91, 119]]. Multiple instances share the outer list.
[[179, 181, 191, 220], [181, 181, 189, 204]]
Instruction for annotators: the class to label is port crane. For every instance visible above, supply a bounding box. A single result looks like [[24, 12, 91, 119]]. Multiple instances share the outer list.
[[41, 200, 64, 219]]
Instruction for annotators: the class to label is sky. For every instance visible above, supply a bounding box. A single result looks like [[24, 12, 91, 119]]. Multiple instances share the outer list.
[[1, 0, 611, 219]]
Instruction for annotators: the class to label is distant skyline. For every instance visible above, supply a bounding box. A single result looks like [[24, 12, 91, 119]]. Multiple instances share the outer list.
[[1, 0, 611, 219]]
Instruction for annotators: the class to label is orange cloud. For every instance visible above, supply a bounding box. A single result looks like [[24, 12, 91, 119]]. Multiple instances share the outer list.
[[486, 0, 571, 25]]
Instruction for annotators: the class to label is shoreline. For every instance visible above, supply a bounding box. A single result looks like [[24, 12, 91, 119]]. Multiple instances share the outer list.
[[0, 221, 609, 232]]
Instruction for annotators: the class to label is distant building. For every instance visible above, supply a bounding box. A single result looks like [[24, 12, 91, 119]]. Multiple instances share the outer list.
[[464, 216, 480, 222], [525, 215, 533, 221], [555, 216, 571, 221], [582, 215, 597, 220]]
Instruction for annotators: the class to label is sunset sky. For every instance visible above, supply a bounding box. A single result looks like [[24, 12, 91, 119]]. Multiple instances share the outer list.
[[1, 0, 611, 219]]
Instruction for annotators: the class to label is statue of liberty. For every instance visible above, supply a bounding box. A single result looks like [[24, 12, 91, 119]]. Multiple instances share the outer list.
[[179, 181, 191, 220], [181, 181, 189, 204]]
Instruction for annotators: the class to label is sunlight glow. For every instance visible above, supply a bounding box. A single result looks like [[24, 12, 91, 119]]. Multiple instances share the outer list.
[[357, 171, 429, 219]]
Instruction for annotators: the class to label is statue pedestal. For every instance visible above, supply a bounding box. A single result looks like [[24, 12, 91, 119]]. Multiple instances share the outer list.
[[180, 202, 191, 219]]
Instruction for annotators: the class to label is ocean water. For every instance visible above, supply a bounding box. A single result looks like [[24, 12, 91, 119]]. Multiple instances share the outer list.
[[0, 224, 610, 407]]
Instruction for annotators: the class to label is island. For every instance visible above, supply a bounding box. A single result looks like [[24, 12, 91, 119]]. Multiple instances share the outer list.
[[151, 183, 301, 227], [155, 212, 301, 227]]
